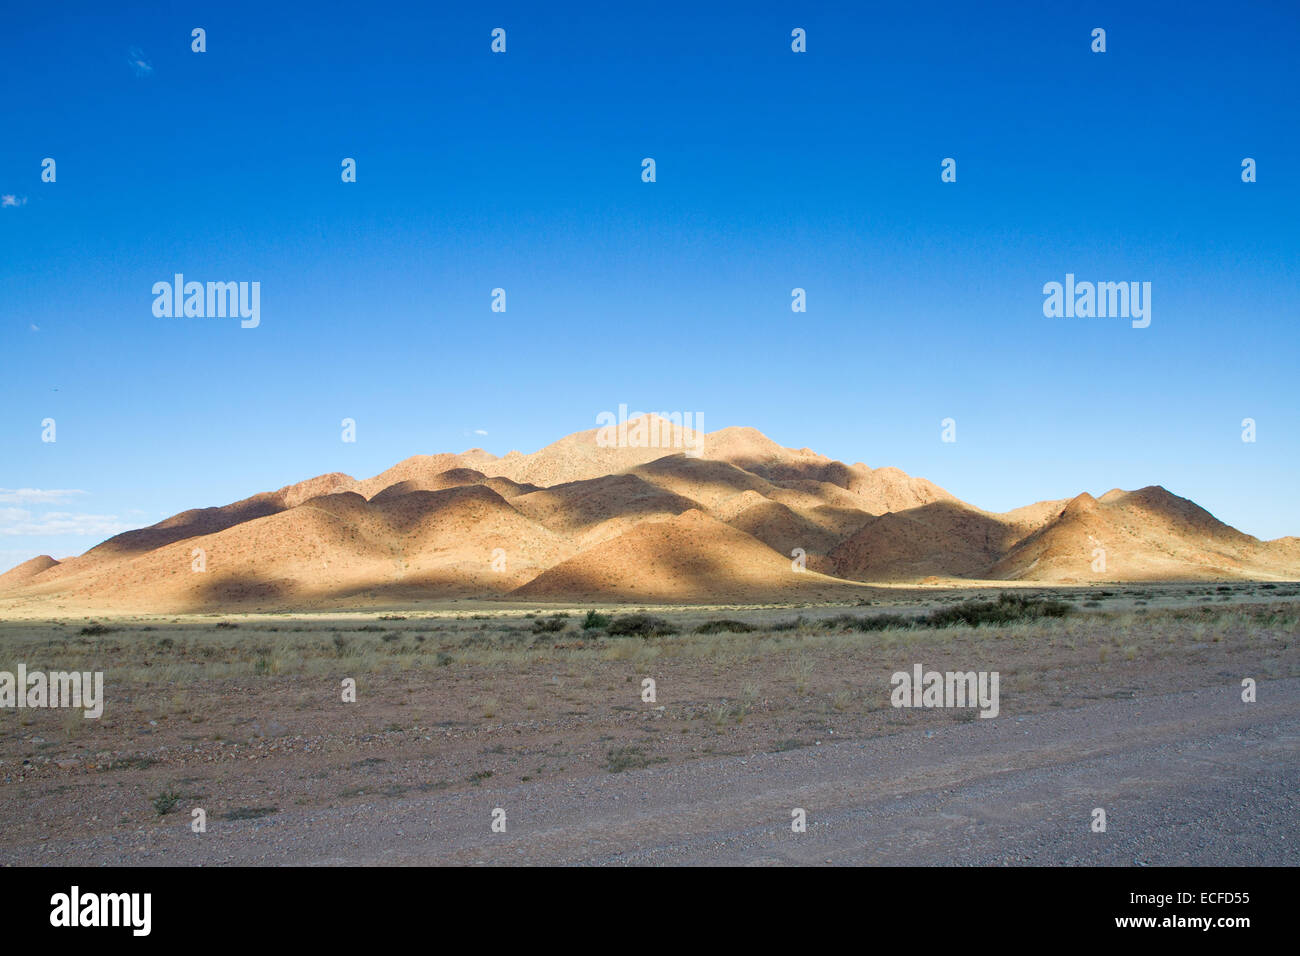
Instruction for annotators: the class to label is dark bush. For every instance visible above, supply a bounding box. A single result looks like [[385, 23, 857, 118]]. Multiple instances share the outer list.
[[825, 613, 914, 632], [770, 616, 805, 632], [607, 614, 678, 638], [920, 593, 1073, 628], [695, 619, 756, 634], [581, 610, 611, 630]]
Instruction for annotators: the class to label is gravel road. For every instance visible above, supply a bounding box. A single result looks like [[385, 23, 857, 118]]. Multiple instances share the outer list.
[[17, 677, 1297, 866]]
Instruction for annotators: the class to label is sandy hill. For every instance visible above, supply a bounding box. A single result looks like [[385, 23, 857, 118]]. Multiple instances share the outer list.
[[369, 467, 540, 502], [0, 554, 60, 589], [12, 484, 569, 611], [513, 509, 859, 603], [508, 472, 703, 549], [2, 420, 1295, 612], [355, 451, 499, 499], [987, 486, 1271, 582], [482, 415, 706, 487], [831, 500, 1019, 581], [60, 472, 357, 565], [715, 495, 848, 571], [627, 455, 777, 509]]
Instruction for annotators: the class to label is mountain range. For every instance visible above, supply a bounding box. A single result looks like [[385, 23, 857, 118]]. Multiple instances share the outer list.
[[3, 417, 1297, 612]]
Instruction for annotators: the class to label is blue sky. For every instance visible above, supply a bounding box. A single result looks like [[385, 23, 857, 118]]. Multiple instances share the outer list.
[[2, 0, 1298, 571]]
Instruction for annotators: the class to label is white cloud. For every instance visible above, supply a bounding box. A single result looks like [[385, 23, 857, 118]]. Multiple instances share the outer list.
[[0, 488, 88, 504], [1, 195, 27, 208], [128, 47, 153, 77], [0, 507, 131, 537], [474, 429, 489, 436]]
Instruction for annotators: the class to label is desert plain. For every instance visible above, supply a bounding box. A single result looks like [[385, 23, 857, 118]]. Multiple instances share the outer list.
[[1, 586, 1296, 865], [1, 420, 1297, 865]]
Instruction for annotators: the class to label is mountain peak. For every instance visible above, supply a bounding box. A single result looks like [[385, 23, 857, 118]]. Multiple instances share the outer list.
[[2, 423, 1290, 611]]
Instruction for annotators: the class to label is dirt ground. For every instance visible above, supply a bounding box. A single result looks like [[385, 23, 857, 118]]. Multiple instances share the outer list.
[[1, 582, 1296, 864]]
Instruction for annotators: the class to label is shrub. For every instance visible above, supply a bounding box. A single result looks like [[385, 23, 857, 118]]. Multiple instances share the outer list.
[[825, 613, 913, 632], [151, 790, 182, 816], [921, 593, 1072, 628], [695, 619, 755, 634], [581, 610, 611, 630], [606, 745, 665, 773], [607, 614, 678, 638]]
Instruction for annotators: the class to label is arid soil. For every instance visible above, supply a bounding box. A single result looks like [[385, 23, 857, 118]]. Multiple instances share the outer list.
[[1, 585, 1295, 865]]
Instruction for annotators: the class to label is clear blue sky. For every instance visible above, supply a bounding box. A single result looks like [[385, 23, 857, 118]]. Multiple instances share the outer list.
[[2, 0, 1298, 571]]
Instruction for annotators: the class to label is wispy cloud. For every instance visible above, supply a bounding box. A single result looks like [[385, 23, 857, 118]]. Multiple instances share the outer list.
[[474, 429, 489, 436], [0, 507, 132, 537], [1, 195, 27, 208], [0, 491, 131, 537], [128, 46, 153, 77], [0, 488, 88, 504]]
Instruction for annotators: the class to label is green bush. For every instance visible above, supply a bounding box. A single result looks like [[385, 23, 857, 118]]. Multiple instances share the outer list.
[[581, 610, 611, 630], [151, 790, 182, 816]]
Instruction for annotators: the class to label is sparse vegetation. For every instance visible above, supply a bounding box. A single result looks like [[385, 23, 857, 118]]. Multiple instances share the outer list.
[[607, 614, 678, 638], [695, 619, 756, 634], [921, 593, 1073, 628], [606, 744, 665, 773], [786, 656, 815, 693], [772, 738, 810, 752], [825, 612, 913, 632], [223, 806, 278, 821], [1, 590, 1296, 863], [151, 789, 182, 816]]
